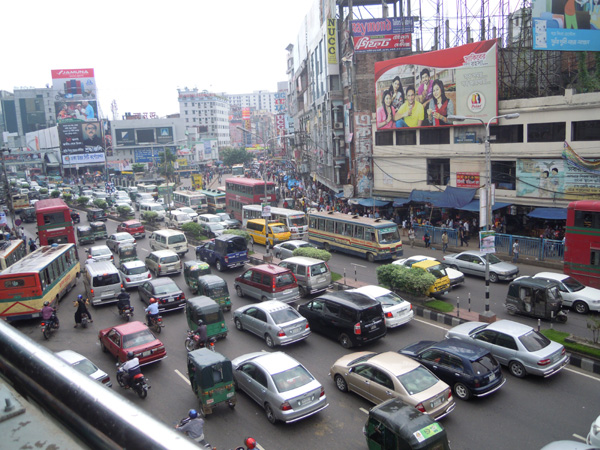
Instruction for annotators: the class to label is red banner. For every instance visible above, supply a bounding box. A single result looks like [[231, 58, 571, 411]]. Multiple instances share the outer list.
[[456, 172, 480, 188], [51, 68, 94, 79], [353, 34, 411, 53]]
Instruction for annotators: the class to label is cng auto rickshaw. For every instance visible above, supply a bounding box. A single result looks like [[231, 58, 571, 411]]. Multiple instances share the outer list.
[[505, 276, 568, 322], [87, 208, 107, 222], [77, 225, 95, 245], [90, 221, 108, 240], [196, 274, 231, 311], [20, 207, 36, 223], [183, 261, 212, 294], [186, 296, 228, 340], [364, 398, 450, 450], [118, 244, 138, 264], [187, 348, 236, 416]]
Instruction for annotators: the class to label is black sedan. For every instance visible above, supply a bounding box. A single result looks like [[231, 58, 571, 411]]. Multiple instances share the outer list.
[[398, 338, 506, 401], [138, 278, 186, 312]]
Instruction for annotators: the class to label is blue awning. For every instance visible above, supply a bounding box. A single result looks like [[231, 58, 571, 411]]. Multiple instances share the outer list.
[[408, 190, 445, 204], [527, 207, 567, 220], [357, 198, 391, 207], [457, 200, 512, 212], [435, 186, 477, 208], [393, 197, 410, 207], [335, 191, 345, 198]]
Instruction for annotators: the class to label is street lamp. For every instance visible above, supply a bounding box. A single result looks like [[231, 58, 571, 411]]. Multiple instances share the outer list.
[[449, 113, 520, 319]]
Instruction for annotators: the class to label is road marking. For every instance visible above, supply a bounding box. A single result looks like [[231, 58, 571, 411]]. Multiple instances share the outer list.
[[174, 369, 190, 385], [572, 433, 587, 442], [414, 317, 450, 332], [564, 366, 600, 381], [359, 407, 369, 415]]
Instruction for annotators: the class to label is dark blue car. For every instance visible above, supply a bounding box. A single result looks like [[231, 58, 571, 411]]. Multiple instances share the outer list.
[[196, 234, 248, 272], [399, 338, 506, 400]]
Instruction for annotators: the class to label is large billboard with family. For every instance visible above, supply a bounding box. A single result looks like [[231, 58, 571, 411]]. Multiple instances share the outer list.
[[374, 40, 498, 130]]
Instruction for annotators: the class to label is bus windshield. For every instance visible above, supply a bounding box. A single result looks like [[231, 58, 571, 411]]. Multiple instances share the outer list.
[[377, 227, 400, 244], [289, 215, 307, 227]]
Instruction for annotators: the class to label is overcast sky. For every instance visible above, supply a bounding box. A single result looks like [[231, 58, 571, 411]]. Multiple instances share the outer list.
[[1, 0, 316, 118]]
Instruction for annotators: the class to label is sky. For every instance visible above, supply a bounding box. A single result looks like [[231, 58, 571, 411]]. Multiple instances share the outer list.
[[1, 0, 317, 119]]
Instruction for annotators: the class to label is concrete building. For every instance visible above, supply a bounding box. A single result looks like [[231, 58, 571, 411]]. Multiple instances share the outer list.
[[177, 88, 230, 149], [1, 88, 56, 148], [226, 90, 279, 115]]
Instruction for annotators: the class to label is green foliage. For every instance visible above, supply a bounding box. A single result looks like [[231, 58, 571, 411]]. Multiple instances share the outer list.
[[182, 222, 202, 240], [376, 264, 436, 296], [223, 229, 251, 243], [142, 210, 159, 224], [577, 52, 600, 93], [220, 147, 253, 167], [132, 163, 145, 173], [424, 300, 454, 313], [331, 272, 342, 282], [93, 199, 108, 210], [10, 181, 16, 187], [159, 149, 177, 183], [51, 190, 61, 198], [541, 329, 600, 359], [117, 205, 133, 217], [39, 188, 48, 194], [292, 247, 332, 262], [62, 193, 72, 202], [76, 196, 90, 206]]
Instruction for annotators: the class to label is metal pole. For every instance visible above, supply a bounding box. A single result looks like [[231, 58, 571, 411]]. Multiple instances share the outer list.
[[1, 149, 16, 231], [484, 127, 491, 313]]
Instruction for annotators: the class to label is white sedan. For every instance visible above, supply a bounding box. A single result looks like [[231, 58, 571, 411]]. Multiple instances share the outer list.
[[349, 285, 413, 328], [175, 207, 199, 222], [393, 255, 465, 287], [532, 272, 600, 314]]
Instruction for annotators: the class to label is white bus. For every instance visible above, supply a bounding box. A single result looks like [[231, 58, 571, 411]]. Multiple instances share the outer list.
[[242, 205, 308, 239], [172, 190, 208, 214]]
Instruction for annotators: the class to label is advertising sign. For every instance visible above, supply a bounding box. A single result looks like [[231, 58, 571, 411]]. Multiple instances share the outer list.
[[115, 129, 136, 146], [327, 19, 338, 65], [59, 121, 105, 165], [176, 158, 188, 167], [374, 40, 498, 130], [350, 17, 415, 37], [51, 68, 96, 101], [55, 100, 98, 123], [156, 127, 173, 144], [134, 146, 174, 163], [479, 231, 496, 254], [531, 0, 600, 51], [456, 172, 480, 188], [353, 34, 412, 53], [192, 174, 203, 190]]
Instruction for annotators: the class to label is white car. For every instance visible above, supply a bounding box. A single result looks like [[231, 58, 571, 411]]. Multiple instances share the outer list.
[[118, 260, 151, 289], [532, 272, 600, 314], [106, 232, 136, 252], [588, 414, 600, 446], [175, 207, 199, 222], [56, 350, 112, 387], [394, 255, 465, 287], [168, 211, 193, 229], [349, 285, 413, 328]]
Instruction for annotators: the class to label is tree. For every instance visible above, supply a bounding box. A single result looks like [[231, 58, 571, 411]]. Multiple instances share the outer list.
[[158, 149, 177, 183], [93, 199, 108, 210], [77, 196, 90, 206], [51, 190, 61, 198], [220, 147, 253, 167], [132, 163, 145, 173]]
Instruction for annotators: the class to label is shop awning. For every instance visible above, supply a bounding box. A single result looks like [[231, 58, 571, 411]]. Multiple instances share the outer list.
[[393, 197, 410, 207], [357, 198, 391, 207], [457, 200, 512, 212], [435, 186, 477, 208], [408, 190, 444, 204], [334, 191, 345, 199], [527, 207, 567, 220]]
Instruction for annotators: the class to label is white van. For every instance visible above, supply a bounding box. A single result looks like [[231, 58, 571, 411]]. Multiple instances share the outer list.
[[148, 229, 188, 255], [83, 261, 122, 305], [139, 202, 166, 221]]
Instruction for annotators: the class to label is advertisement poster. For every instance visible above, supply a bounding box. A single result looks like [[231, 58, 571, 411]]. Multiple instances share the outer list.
[[51, 68, 96, 101], [353, 34, 412, 53], [374, 40, 498, 130], [58, 121, 105, 165], [355, 112, 373, 197], [115, 129, 136, 146], [531, 0, 600, 51], [156, 127, 173, 144], [55, 100, 98, 123], [479, 231, 496, 254], [456, 172, 481, 188]]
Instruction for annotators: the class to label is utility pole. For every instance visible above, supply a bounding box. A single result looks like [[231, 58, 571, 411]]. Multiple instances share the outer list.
[[1, 148, 16, 231]]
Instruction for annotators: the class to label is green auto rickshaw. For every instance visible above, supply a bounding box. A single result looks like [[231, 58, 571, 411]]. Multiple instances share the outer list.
[[196, 274, 231, 311], [20, 207, 36, 223], [186, 296, 228, 340], [76, 225, 95, 245], [90, 221, 108, 240], [187, 348, 236, 416], [118, 244, 138, 264], [183, 261, 212, 294], [364, 398, 450, 450]]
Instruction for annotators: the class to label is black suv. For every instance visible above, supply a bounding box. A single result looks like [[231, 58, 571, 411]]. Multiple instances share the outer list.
[[298, 291, 386, 348]]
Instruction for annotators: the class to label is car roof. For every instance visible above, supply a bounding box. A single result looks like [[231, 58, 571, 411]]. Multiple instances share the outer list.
[[121, 220, 142, 226], [252, 264, 292, 274], [510, 276, 560, 289], [91, 245, 110, 251], [280, 256, 324, 264], [56, 350, 86, 364], [247, 351, 300, 373], [317, 291, 380, 309], [282, 240, 310, 246], [427, 338, 490, 361], [365, 352, 420, 375], [252, 300, 293, 313], [149, 277, 178, 287], [150, 249, 179, 257], [350, 285, 393, 298], [113, 232, 133, 238], [122, 260, 146, 269], [198, 274, 225, 285], [105, 320, 150, 334], [534, 272, 567, 281], [486, 319, 533, 336], [457, 250, 485, 257], [200, 214, 220, 219], [152, 229, 183, 236]]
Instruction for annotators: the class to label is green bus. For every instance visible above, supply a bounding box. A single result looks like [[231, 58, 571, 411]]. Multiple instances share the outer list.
[[200, 189, 226, 214]]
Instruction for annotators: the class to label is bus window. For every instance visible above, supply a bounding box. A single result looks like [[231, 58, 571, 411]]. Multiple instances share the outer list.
[[355, 226, 364, 240], [326, 220, 334, 233], [44, 212, 66, 225], [343, 224, 353, 236], [592, 249, 600, 266], [334, 222, 343, 235], [365, 228, 375, 242]]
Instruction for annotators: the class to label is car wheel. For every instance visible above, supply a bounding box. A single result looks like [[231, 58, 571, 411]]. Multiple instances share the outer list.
[[216, 260, 224, 272], [236, 286, 244, 298], [234, 318, 243, 331], [366, 252, 375, 263], [264, 403, 277, 425], [509, 360, 526, 378], [573, 301, 589, 315], [275, 252, 281, 259], [249, 236, 255, 245], [334, 374, 348, 392], [100, 340, 107, 353], [323, 242, 330, 252], [264, 334, 275, 348], [454, 383, 471, 400], [298, 286, 307, 298], [489, 272, 499, 283], [339, 333, 352, 349]]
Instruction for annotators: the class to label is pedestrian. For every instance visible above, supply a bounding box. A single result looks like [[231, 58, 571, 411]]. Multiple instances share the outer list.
[[442, 230, 448, 253], [423, 231, 431, 248], [512, 239, 520, 263], [28, 238, 37, 253], [408, 227, 415, 248], [459, 226, 468, 247]]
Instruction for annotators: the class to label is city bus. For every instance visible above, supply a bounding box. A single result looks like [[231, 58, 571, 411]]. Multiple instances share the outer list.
[[200, 189, 226, 214], [225, 177, 276, 221], [0, 243, 80, 321], [564, 200, 600, 288], [13, 194, 30, 212], [232, 164, 245, 177], [172, 190, 208, 214], [308, 211, 403, 262], [0, 240, 27, 270], [35, 199, 76, 246], [242, 205, 308, 239]]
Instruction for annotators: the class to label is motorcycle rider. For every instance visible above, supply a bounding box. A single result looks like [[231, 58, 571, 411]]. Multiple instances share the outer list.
[[121, 351, 141, 388], [145, 297, 159, 326], [117, 288, 132, 313], [176, 409, 208, 446], [74, 294, 92, 328], [41, 301, 59, 329], [196, 319, 208, 348]]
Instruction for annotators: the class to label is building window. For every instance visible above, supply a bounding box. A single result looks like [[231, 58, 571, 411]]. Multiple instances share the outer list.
[[375, 132, 393, 146], [489, 124, 523, 143], [572, 120, 600, 141], [420, 128, 450, 145], [491, 161, 516, 190], [527, 122, 565, 142], [427, 159, 450, 185], [395, 130, 417, 145]]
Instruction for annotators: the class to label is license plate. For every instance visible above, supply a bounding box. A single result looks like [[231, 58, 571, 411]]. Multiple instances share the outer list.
[[430, 396, 443, 408], [299, 397, 311, 406], [168, 298, 174, 302], [142, 351, 151, 357], [489, 373, 496, 381]]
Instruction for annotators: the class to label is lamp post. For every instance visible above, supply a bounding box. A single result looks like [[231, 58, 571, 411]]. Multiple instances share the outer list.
[[449, 113, 520, 319]]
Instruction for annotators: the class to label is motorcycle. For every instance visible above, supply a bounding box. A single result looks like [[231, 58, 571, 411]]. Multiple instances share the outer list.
[[116, 363, 150, 399], [147, 314, 164, 334], [41, 313, 59, 340], [119, 306, 134, 322], [185, 330, 216, 352], [176, 416, 211, 448], [81, 312, 89, 328]]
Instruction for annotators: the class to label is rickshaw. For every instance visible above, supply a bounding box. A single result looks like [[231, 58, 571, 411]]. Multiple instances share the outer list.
[[90, 221, 108, 240], [20, 207, 36, 223], [186, 296, 228, 340], [505, 276, 568, 323], [196, 274, 231, 311], [364, 398, 450, 450], [187, 348, 236, 416], [118, 244, 138, 264], [76, 225, 95, 245], [87, 208, 107, 222], [183, 261, 212, 294]]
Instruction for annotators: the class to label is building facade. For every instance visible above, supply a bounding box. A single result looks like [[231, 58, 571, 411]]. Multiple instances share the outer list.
[[177, 88, 231, 148]]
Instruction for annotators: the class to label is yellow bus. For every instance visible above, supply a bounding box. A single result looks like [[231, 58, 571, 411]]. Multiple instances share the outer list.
[[308, 211, 403, 262], [0, 244, 80, 321], [0, 240, 28, 270]]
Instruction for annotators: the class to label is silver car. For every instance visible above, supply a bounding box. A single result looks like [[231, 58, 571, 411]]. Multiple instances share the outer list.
[[56, 350, 112, 387], [118, 260, 151, 289], [233, 300, 311, 347], [446, 319, 569, 378], [273, 240, 316, 260], [232, 351, 328, 424], [442, 250, 518, 283], [87, 245, 113, 263], [106, 232, 136, 252]]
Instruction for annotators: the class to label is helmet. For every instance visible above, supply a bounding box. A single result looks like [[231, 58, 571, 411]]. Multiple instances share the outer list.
[[245, 437, 257, 449], [197, 319, 204, 326], [78, 295, 83, 300], [87, 255, 92, 259], [121, 287, 126, 292], [127, 351, 134, 360], [150, 298, 157, 304], [188, 409, 198, 419], [43, 301, 49, 306]]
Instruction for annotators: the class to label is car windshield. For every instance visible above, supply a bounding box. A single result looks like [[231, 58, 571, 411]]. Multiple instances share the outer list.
[[519, 330, 551, 352], [128, 222, 142, 228], [71, 358, 99, 376], [426, 264, 448, 278], [378, 227, 400, 244], [160, 255, 180, 264], [93, 247, 111, 256], [117, 234, 131, 241], [169, 234, 186, 244], [79, 229, 92, 236], [488, 254, 503, 264], [275, 273, 295, 287], [310, 262, 328, 275], [209, 223, 224, 231], [93, 273, 120, 286], [271, 308, 301, 324], [374, 291, 406, 306], [150, 205, 164, 212], [561, 276, 585, 292], [180, 208, 194, 214], [226, 239, 246, 252], [289, 216, 307, 227], [362, 305, 383, 321], [397, 366, 439, 395], [471, 354, 498, 374], [154, 281, 179, 295], [126, 266, 147, 275], [123, 330, 156, 348], [272, 365, 314, 393], [270, 225, 289, 234], [218, 213, 231, 220]]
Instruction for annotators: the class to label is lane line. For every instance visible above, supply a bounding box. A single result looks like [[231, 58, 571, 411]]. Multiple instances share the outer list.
[[414, 317, 450, 332], [564, 366, 600, 381], [572, 433, 587, 442], [174, 369, 190, 385], [359, 407, 369, 415]]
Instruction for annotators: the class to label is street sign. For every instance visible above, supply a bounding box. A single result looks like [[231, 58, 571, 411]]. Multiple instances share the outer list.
[[262, 203, 271, 218]]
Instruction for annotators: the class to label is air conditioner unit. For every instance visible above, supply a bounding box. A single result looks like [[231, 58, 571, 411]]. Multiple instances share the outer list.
[[333, 122, 343, 130]]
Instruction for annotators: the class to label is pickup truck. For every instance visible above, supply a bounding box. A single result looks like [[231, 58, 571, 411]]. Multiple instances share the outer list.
[[196, 234, 248, 272]]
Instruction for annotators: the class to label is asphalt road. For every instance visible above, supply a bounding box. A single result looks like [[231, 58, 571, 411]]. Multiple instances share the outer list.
[[11, 205, 600, 450]]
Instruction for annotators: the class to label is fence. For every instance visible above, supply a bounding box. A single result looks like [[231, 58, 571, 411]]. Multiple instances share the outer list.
[[412, 225, 564, 262]]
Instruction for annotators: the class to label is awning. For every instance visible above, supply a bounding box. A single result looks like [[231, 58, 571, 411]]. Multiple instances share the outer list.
[[435, 186, 477, 208], [393, 197, 410, 207], [334, 191, 345, 199], [457, 200, 512, 212], [527, 207, 567, 220], [357, 198, 391, 207], [408, 190, 444, 204]]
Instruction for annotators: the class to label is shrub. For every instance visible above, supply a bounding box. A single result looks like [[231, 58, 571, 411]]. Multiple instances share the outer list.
[[292, 247, 331, 262], [142, 211, 159, 224], [182, 222, 202, 240], [62, 193, 72, 202], [39, 188, 48, 195], [51, 190, 61, 198], [76, 196, 90, 206], [117, 205, 132, 217], [376, 264, 436, 297], [223, 229, 250, 243], [93, 199, 108, 210]]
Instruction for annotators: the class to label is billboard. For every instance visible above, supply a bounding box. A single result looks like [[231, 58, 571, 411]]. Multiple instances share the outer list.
[[156, 126, 173, 144], [55, 100, 98, 123], [115, 129, 136, 146], [51, 68, 96, 101], [353, 34, 412, 53], [134, 146, 175, 164], [374, 40, 498, 130], [351, 17, 414, 54], [456, 172, 480, 188], [59, 121, 105, 166], [532, 0, 600, 51]]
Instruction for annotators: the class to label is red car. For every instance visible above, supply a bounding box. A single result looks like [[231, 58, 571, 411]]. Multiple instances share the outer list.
[[116, 220, 145, 239], [98, 321, 166, 365]]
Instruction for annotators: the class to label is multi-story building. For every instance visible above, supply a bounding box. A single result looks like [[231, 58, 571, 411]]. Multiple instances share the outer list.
[[1, 88, 56, 148], [226, 90, 279, 115], [177, 88, 231, 148]]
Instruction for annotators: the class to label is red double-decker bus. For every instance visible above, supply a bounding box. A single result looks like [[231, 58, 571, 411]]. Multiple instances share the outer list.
[[225, 177, 276, 221], [35, 199, 76, 246], [564, 200, 600, 288]]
